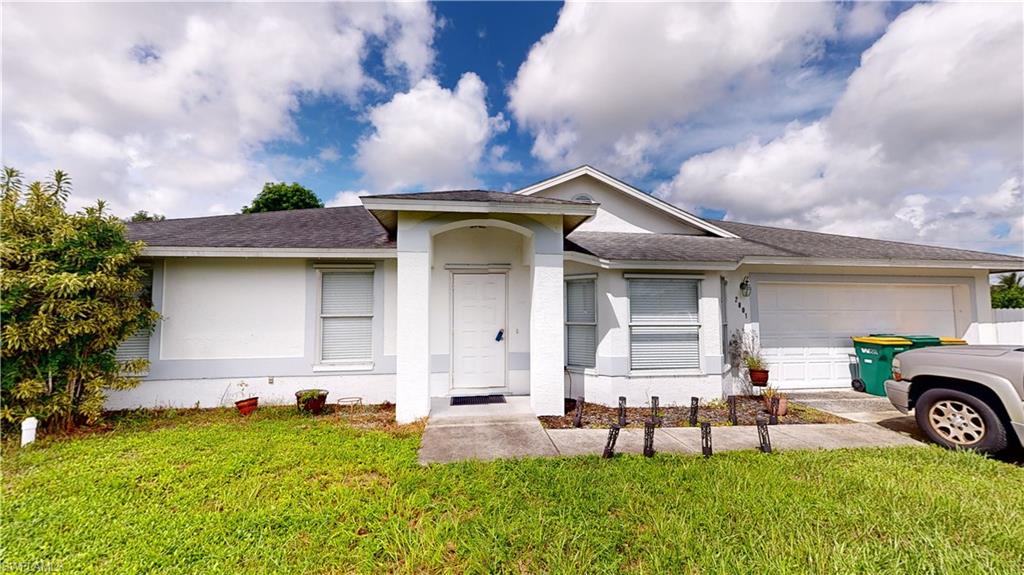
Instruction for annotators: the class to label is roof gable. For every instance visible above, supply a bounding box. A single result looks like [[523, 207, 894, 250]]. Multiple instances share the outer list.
[[515, 165, 738, 238]]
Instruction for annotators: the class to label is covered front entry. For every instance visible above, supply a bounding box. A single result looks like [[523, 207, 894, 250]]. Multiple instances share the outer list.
[[366, 193, 597, 423], [451, 272, 507, 393]]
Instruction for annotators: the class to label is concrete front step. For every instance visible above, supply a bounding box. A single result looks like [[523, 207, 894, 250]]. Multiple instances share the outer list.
[[418, 421, 558, 464]]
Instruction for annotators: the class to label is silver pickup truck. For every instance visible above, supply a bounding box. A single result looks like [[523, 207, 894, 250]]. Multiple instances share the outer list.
[[885, 345, 1024, 453]]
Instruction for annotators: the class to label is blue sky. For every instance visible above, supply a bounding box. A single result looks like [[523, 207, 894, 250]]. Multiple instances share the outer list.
[[3, 2, 1021, 254], [277, 1, 908, 201], [262, 2, 563, 198]]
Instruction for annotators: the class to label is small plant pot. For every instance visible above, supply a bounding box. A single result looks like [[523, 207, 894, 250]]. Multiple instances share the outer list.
[[749, 368, 770, 386], [762, 396, 789, 417], [296, 389, 329, 415], [235, 397, 259, 416]]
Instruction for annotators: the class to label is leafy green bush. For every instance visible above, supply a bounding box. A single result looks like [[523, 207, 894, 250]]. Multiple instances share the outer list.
[[991, 273, 1024, 308], [1, 168, 158, 431], [992, 286, 1024, 308], [241, 182, 323, 213]]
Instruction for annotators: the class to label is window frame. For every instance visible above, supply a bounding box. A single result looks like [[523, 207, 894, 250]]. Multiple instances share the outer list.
[[315, 265, 375, 370], [626, 275, 703, 374], [116, 264, 155, 375], [564, 274, 598, 370]]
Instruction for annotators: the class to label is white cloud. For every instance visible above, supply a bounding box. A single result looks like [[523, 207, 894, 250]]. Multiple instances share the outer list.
[[318, 147, 341, 162], [326, 189, 370, 207], [841, 2, 890, 39], [1, 2, 436, 217], [486, 145, 521, 175], [508, 2, 840, 176], [659, 3, 1024, 254], [355, 73, 508, 192]]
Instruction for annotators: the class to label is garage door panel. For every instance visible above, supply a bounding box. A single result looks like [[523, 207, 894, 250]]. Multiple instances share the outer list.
[[781, 363, 806, 380], [757, 311, 784, 332], [806, 362, 835, 381], [758, 282, 956, 390]]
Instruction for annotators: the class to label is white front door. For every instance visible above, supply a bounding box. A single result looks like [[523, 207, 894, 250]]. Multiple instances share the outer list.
[[452, 273, 507, 391]]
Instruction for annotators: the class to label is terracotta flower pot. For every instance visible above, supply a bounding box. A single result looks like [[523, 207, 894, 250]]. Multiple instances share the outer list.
[[749, 368, 770, 386], [235, 397, 259, 416], [296, 389, 329, 415], [762, 396, 788, 416]]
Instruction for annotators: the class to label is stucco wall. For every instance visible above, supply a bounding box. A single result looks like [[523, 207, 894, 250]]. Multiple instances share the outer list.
[[106, 374, 396, 410], [106, 257, 399, 409], [533, 175, 704, 235], [160, 258, 306, 359]]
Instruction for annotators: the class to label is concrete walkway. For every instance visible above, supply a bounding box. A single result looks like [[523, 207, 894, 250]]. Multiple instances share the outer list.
[[418, 396, 922, 464]]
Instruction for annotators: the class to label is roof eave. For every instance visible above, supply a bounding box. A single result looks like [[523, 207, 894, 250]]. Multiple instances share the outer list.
[[139, 246, 397, 258], [739, 256, 1024, 271], [360, 197, 599, 217]]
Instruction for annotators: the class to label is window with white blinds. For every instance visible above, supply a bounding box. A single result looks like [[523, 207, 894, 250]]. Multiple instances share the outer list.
[[115, 267, 154, 370], [319, 271, 374, 363], [628, 278, 700, 370], [565, 278, 597, 368]]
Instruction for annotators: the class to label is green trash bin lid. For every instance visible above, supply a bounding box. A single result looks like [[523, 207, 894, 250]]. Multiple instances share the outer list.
[[853, 336, 913, 346], [870, 333, 942, 347]]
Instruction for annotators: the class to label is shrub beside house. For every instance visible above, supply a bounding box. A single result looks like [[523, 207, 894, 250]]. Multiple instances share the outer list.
[[0, 168, 157, 432]]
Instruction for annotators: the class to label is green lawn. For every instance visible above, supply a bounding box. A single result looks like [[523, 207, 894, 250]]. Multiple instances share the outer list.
[[3, 408, 1023, 574]]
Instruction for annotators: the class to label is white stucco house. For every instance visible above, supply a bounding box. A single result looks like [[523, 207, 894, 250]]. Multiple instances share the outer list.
[[112, 166, 1024, 422]]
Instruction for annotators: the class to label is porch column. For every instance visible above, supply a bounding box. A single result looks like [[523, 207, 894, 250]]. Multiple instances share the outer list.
[[395, 249, 431, 423], [530, 252, 565, 416]]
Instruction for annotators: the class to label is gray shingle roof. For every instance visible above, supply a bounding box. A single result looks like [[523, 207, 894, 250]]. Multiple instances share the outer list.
[[565, 223, 1023, 266], [565, 232, 790, 262], [711, 220, 1024, 264], [127, 202, 1023, 269], [364, 189, 591, 205], [126, 206, 393, 249]]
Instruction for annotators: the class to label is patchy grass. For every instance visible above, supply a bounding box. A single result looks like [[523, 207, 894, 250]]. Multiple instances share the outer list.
[[3, 408, 1023, 574]]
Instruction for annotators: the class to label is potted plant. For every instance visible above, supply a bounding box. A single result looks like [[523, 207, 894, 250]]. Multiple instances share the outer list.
[[744, 354, 770, 386], [296, 389, 329, 415], [233, 381, 259, 416], [761, 385, 788, 416], [737, 331, 770, 386]]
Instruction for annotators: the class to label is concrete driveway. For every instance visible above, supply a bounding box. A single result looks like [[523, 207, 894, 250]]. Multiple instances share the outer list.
[[787, 390, 1024, 466], [786, 389, 925, 439]]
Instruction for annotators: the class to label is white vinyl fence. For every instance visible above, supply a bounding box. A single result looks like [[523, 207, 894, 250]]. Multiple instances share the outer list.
[[993, 308, 1024, 344]]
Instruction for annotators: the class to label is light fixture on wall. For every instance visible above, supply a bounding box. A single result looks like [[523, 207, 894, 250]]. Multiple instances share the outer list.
[[739, 275, 752, 297]]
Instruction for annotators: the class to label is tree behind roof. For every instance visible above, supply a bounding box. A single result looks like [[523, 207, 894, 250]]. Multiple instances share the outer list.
[[241, 182, 323, 213]]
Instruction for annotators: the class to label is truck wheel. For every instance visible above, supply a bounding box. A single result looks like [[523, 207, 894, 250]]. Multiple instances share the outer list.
[[915, 388, 1008, 453], [851, 378, 865, 392]]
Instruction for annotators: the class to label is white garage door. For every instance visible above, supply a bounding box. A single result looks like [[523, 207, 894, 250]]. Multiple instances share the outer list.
[[757, 282, 958, 389]]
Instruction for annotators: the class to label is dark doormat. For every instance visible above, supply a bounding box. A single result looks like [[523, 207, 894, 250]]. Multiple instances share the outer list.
[[450, 395, 507, 406]]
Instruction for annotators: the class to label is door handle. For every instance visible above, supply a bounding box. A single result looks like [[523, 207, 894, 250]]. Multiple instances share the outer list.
[[495, 329, 504, 342]]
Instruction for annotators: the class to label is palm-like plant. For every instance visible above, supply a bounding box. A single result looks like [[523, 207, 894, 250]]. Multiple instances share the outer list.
[[996, 272, 1022, 289]]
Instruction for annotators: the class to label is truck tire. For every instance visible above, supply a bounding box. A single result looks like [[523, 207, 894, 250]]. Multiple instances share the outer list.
[[915, 388, 1008, 453]]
